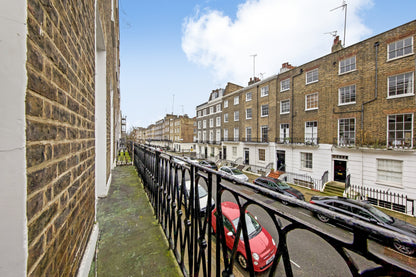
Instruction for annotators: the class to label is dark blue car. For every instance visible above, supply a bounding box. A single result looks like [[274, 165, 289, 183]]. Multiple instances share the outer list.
[[310, 196, 416, 256]]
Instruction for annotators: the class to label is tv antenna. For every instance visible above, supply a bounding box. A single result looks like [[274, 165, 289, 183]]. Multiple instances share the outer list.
[[324, 31, 338, 38], [250, 54, 257, 78], [330, 0, 347, 47]]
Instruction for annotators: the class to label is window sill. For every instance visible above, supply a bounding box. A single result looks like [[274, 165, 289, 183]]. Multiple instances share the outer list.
[[387, 93, 415, 100], [386, 52, 414, 62]]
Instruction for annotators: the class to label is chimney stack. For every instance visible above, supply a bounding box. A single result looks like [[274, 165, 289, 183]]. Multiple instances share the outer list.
[[331, 35, 343, 52]]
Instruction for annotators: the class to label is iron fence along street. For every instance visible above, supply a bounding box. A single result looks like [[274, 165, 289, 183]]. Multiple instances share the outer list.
[[130, 143, 415, 277]]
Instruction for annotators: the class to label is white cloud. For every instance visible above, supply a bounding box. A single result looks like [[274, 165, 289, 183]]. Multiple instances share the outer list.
[[182, 0, 373, 85]]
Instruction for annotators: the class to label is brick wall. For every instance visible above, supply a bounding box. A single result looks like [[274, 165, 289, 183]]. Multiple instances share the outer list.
[[25, 0, 119, 275]]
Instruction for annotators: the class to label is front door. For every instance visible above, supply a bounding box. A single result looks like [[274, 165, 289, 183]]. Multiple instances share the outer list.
[[244, 148, 249, 164], [276, 150, 286, 171], [334, 160, 347, 182], [223, 146, 227, 160]]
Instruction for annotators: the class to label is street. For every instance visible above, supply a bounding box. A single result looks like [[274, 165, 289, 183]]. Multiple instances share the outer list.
[[172, 164, 416, 276]]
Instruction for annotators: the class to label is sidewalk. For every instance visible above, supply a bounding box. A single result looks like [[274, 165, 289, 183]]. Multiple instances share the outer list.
[[89, 166, 182, 277]]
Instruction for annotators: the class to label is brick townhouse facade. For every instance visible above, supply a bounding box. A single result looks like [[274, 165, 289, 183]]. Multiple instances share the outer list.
[[212, 20, 416, 201], [195, 84, 243, 159], [1, 0, 120, 276]]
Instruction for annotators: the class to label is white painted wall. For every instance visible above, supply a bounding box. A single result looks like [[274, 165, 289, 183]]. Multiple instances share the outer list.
[[95, 14, 109, 198], [0, 1, 28, 276]]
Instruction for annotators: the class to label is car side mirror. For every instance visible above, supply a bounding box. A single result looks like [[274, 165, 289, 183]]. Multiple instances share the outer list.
[[369, 218, 378, 224], [227, 231, 234, 237]]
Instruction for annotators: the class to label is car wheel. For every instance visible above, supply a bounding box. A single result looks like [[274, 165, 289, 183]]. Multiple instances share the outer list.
[[237, 253, 248, 270], [393, 240, 415, 256], [316, 213, 330, 223]]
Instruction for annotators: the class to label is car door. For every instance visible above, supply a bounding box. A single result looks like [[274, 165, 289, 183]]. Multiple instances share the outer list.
[[223, 215, 236, 250]]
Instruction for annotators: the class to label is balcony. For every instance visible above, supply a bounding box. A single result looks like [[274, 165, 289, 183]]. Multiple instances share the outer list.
[[95, 143, 416, 276]]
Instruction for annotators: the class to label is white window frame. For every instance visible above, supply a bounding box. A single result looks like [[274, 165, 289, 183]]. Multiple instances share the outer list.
[[338, 118, 355, 146], [387, 72, 414, 98], [233, 128, 239, 141], [387, 113, 413, 148], [305, 92, 318, 111], [280, 123, 290, 143], [197, 121, 201, 129], [224, 113, 228, 123], [232, 146, 237, 157], [280, 79, 290, 92], [203, 109, 207, 116], [209, 106, 214, 114], [234, 96, 239, 105], [209, 130, 213, 142], [203, 120, 206, 129], [209, 118, 214, 128], [305, 121, 318, 144], [216, 104, 221, 112], [258, 149, 266, 161], [377, 159, 403, 186], [339, 85, 356, 105], [306, 68, 319, 84], [261, 86, 269, 97], [261, 125, 268, 142], [224, 100, 228, 108], [280, 99, 290, 114], [387, 36, 413, 61], [261, 104, 269, 117], [234, 111, 239, 121], [216, 116, 221, 127], [246, 92, 252, 101], [301, 152, 313, 169], [339, 56, 356, 74], [246, 127, 252, 142], [216, 129, 221, 142], [223, 129, 228, 141], [246, 108, 252, 119]]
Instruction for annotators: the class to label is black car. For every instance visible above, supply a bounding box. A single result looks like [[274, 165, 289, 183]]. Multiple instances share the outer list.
[[198, 160, 218, 170], [253, 176, 305, 205], [309, 196, 416, 256]]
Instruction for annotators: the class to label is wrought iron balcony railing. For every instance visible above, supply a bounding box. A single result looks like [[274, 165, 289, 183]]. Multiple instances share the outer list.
[[131, 143, 415, 277]]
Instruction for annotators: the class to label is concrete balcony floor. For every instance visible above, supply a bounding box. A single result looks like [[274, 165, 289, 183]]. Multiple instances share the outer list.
[[89, 166, 182, 277]]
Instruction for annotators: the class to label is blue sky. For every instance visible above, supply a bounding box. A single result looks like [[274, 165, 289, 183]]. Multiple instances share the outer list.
[[119, 0, 416, 129]]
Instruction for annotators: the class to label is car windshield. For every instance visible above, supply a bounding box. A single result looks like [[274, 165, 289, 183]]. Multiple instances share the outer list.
[[276, 180, 291, 189], [232, 213, 262, 239], [231, 168, 243, 175], [198, 186, 208, 198], [366, 204, 394, 224]]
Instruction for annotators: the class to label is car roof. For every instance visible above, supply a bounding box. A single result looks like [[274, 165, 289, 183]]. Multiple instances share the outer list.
[[220, 201, 242, 221], [316, 196, 369, 208], [256, 176, 279, 182]]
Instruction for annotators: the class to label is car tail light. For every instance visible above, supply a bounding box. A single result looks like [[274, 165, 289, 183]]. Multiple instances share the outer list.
[[309, 200, 315, 204]]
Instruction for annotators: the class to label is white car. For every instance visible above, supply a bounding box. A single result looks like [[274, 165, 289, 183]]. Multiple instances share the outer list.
[[183, 181, 215, 215], [219, 166, 249, 182]]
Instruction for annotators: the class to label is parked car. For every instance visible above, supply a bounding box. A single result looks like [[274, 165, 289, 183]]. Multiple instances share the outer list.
[[211, 202, 277, 272], [253, 176, 305, 205], [219, 166, 249, 182], [309, 196, 416, 256], [198, 160, 218, 170], [173, 157, 187, 166], [180, 180, 215, 215]]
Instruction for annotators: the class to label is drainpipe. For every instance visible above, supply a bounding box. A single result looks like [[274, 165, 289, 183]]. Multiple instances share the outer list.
[[361, 41, 379, 130]]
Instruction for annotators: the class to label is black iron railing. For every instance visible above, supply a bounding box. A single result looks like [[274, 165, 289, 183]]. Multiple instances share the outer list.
[[131, 143, 415, 277]]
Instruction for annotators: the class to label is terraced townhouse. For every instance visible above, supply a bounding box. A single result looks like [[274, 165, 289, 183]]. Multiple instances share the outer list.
[[202, 20, 416, 208], [2, 0, 121, 276]]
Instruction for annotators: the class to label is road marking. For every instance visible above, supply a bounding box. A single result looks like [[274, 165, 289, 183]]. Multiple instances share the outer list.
[[290, 260, 301, 268], [298, 211, 312, 218]]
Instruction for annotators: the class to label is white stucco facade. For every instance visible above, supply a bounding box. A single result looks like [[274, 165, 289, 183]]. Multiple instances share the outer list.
[[0, 1, 28, 276]]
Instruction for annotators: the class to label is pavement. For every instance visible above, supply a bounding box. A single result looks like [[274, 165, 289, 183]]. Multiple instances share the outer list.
[[89, 166, 182, 277]]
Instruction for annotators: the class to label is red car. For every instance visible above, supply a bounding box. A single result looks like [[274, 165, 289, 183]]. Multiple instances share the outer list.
[[211, 202, 277, 272]]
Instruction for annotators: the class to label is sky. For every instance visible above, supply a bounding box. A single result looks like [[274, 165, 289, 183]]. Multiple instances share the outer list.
[[119, 0, 416, 130]]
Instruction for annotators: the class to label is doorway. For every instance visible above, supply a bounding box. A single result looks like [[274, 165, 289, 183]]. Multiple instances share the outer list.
[[244, 148, 249, 165], [223, 146, 227, 160], [276, 150, 286, 171], [334, 160, 347, 182]]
